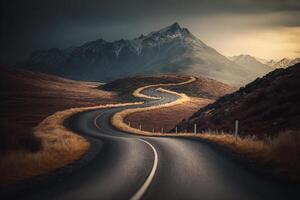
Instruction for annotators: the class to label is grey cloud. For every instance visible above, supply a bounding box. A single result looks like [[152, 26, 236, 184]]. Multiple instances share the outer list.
[[1, 0, 300, 65]]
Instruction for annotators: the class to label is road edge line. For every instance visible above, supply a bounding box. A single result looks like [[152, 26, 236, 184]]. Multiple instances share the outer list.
[[130, 139, 159, 200]]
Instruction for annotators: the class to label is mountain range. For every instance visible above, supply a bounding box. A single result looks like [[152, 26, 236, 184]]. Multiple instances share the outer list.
[[229, 55, 300, 71], [266, 58, 300, 68], [17, 22, 287, 86], [228, 55, 273, 77]]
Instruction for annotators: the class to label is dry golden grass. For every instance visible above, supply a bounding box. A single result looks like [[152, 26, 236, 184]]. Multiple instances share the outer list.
[[111, 88, 191, 135], [121, 116, 300, 181], [188, 131, 300, 181], [126, 97, 213, 132], [111, 75, 300, 181], [0, 71, 193, 186], [132, 76, 196, 99], [1, 67, 118, 137], [111, 77, 196, 135], [263, 131, 300, 179], [0, 102, 143, 186], [0, 67, 131, 185], [194, 132, 267, 154]]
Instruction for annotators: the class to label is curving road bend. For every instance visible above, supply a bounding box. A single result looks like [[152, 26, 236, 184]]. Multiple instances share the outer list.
[[11, 83, 300, 200]]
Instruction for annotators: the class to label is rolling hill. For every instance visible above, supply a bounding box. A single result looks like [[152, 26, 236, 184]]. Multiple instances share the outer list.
[[102, 74, 236, 100], [0, 66, 117, 153]]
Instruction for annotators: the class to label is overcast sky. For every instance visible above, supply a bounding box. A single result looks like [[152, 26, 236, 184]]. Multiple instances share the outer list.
[[1, 0, 300, 65]]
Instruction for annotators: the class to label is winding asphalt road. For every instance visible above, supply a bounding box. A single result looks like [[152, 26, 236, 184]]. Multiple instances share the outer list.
[[5, 84, 300, 200]]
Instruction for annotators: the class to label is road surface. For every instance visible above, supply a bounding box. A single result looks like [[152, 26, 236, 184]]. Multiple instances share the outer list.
[[4, 83, 300, 200]]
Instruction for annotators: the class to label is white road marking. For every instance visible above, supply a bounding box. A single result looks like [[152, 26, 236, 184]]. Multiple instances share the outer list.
[[94, 113, 102, 129], [130, 138, 159, 200], [93, 111, 159, 200], [93, 111, 108, 129]]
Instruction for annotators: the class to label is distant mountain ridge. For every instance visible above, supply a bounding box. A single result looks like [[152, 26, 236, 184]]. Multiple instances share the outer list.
[[228, 55, 273, 76], [230, 54, 300, 69], [18, 22, 273, 86], [268, 58, 300, 68]]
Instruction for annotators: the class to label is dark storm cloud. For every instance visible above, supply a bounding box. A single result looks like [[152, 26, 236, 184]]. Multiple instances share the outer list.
[[1, 0, 300, 64], [3, 0, 300, 21]]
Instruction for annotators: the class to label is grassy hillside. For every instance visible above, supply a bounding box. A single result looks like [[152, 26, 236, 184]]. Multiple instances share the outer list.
[[0, 66, 118, 154], [102, 74, 236, 100], [176, 63, 300, 136], [118, 75, 235, 133], [102, 75, 188, 99], [0, 67, 123, 185]]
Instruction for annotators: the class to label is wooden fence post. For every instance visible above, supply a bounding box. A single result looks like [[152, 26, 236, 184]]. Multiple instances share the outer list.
[[235, 120, 239, 140]]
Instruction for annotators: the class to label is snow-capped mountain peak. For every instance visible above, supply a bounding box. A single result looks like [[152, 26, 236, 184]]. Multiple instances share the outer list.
[[162, 22, 181, 33], [229, 54, 273, 75], [141, 22, 191, 42], [270, 58, 300, 68], [275, 58, 291, 68], [290, 58, 300, 66], [19, 22, 273, 86], [230, 55, 300, 69], [229, 54, 259, 62], [151, 22, 182, 35]]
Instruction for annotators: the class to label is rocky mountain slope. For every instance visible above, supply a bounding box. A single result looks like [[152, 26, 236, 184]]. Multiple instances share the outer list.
[[268, 58, 300, 68], [229, 54, 273, 76], [230, 55, 300, 70], [174, 63, 300, 136], [18, 23, 270, 86]]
